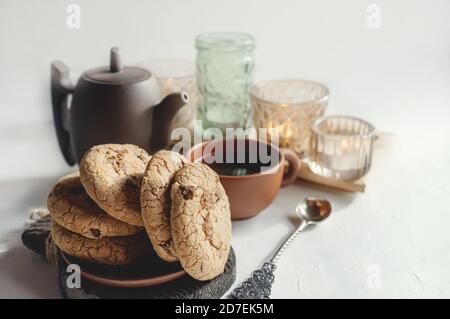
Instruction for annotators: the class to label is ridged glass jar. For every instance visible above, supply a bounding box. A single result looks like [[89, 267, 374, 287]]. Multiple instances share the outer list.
[[309, 115, 376, 181], [195, 32, 255, 134]]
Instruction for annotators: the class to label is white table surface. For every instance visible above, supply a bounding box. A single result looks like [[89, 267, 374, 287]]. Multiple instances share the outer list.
[[1, 0, 450, 299], [1, 115, 450, 299]]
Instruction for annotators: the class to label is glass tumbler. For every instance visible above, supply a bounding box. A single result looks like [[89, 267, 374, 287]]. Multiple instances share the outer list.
[[196, 32, 255, 134], [309, 115, 376, 181], [138, 59, 199, 132]]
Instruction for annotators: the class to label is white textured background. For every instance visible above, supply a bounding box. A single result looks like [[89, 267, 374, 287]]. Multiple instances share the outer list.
[[0, 0, 449, 298]]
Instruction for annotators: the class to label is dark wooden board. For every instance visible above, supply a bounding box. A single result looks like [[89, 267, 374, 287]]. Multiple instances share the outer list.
[[22, 215, 236, 299]]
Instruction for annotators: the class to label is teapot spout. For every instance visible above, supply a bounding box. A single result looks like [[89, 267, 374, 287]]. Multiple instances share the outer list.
[[150, 92, 189, 153]]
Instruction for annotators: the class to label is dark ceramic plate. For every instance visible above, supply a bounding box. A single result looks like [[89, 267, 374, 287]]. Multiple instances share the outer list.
[[61, 251, 186, 288]]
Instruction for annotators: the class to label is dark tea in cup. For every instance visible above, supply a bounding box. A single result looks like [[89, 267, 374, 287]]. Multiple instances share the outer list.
[[187, 138, 300, 219]]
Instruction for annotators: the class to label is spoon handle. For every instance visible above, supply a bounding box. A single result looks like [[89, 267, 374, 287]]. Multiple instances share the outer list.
[[270, 220, 309, 264], [230, 220, 309, 299]]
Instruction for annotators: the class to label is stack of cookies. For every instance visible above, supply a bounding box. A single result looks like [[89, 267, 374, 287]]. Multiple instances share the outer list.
[[48, 144, 151, 266], [141, 150, 232, 280], [48, 144, 232, 281]]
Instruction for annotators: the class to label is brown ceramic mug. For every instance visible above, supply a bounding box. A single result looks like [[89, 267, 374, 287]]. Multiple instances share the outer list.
[[187, 138, 300, 220]]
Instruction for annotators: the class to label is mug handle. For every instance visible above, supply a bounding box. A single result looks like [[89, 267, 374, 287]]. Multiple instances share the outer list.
[[280, 148, 300, 187]]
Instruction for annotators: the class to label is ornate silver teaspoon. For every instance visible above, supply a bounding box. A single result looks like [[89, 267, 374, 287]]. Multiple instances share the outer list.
[[231, 197, 332, 299]]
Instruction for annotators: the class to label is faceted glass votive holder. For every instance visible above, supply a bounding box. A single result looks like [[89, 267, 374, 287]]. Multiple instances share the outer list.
[[309, 115, 376, 181], [251, 79, 329, 157]]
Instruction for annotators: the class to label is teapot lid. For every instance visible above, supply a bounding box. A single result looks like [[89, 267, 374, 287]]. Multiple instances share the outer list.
[[84, 47, 150, 84]]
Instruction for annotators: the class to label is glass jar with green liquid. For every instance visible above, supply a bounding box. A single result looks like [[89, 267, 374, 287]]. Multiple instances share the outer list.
[[195, 32, 255, 135]]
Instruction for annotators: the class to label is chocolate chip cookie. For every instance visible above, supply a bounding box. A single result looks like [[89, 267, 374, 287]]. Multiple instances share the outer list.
[[140, 150, 188, 262], [48, 172, 143, 239], [170, 163, 232, 281], [51, 221, 148, 266], [80, 144, 151, 226]]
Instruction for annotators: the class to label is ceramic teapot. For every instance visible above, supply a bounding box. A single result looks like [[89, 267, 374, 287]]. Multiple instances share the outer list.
[[51, 47, 188, 165]]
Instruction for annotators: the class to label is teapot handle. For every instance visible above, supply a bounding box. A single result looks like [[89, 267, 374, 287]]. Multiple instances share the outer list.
[[51, 61, 76, 166]]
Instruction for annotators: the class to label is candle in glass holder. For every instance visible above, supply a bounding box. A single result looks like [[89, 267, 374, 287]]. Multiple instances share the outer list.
[[251, 80, 329, 157], [309, 115, 376, 181]]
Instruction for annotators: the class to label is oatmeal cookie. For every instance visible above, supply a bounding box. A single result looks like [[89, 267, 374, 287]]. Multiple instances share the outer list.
[[48, 172, 143, 239], [80, 144, 150, 226], [141, 150, 188, 262], [51, 220, 148, 266], [170, 163, 231, 281]]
